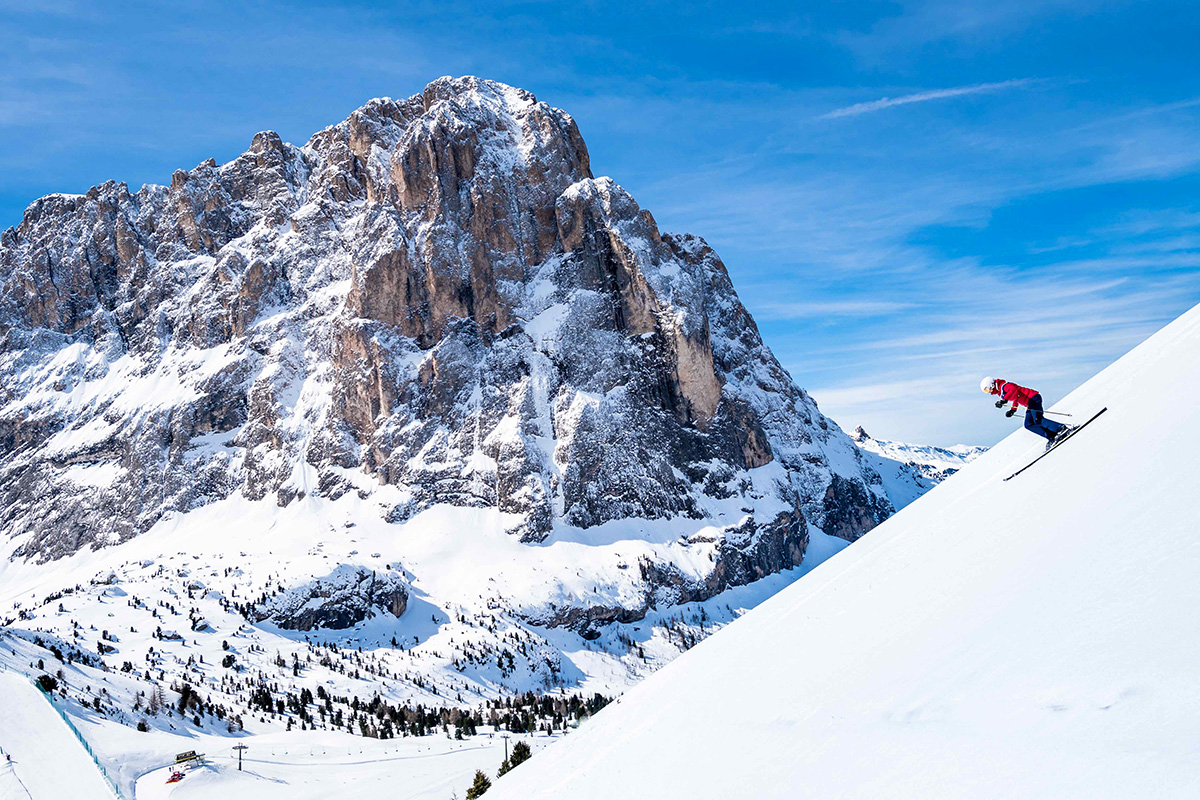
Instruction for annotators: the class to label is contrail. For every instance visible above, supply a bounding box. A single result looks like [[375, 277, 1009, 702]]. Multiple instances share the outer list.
[[822, 79, 1035, 119]]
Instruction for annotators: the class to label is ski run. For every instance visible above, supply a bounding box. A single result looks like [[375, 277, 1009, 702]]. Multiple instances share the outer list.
[[487, 302, 1200, 799]]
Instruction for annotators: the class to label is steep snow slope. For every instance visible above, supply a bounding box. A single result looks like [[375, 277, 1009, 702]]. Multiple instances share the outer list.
[[488, 301, 1200, 800], [0, 672, 116, 800]]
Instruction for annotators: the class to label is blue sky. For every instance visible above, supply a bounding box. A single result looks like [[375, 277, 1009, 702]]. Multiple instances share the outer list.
[[3, 0, 1199, 445]]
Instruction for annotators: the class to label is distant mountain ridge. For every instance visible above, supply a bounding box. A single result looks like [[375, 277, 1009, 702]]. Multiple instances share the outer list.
[[850, 425, 987, 505]]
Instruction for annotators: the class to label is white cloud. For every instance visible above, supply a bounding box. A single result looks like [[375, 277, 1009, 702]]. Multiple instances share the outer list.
[[820, 79, 1035, 119]]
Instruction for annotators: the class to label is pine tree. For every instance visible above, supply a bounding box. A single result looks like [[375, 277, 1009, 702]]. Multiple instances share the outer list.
[[465, 770, 491, 798], [510, 740, 531, 768]]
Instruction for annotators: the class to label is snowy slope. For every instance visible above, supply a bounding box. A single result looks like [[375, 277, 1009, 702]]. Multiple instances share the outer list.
[[130, 731, 551, 800], [0, 626, 563, 800], [0, 672, 116, 800], [487, 301, 1200, 800], [0, 517, 848, 799]]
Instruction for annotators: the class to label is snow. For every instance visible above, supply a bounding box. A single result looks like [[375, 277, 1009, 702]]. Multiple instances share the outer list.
[[0, 625, 559, 800], [0, 672, 117, 799], [523, 302, 569, 344], [487, 301, 1200, 799], [62, 461, 124, 488], [0, 488, 851, 800], [130, 731, 550, 800]]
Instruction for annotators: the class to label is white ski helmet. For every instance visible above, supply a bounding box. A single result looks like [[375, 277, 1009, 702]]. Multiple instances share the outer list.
[[980, 376, 996, 394]]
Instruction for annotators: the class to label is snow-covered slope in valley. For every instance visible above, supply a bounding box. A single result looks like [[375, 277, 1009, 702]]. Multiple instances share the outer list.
[[0, 632, 555, 800], [0, 671, 118, 799], [851, 425, 987, 507], [487, 302, 1200, 800]]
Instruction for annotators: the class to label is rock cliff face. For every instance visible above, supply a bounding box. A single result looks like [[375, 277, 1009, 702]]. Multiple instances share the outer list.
[[253, 566, 409, 632], [0, 76, 897, 609]]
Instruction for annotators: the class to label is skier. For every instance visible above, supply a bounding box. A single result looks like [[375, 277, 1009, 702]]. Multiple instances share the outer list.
[[980, 377, 1071, 449]]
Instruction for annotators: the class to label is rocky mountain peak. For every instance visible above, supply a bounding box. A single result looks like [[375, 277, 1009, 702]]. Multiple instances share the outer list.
[[0, 76, 900, 625]]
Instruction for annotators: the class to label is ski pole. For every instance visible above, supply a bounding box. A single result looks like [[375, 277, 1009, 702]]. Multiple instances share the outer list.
[[1000, 408, 1072, 417]]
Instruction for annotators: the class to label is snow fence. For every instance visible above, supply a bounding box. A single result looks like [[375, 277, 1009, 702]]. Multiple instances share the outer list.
[[31, 681, 125, 799]]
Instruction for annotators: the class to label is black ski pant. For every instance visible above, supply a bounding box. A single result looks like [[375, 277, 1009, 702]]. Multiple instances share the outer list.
[[1024, 393, 1065, 440]]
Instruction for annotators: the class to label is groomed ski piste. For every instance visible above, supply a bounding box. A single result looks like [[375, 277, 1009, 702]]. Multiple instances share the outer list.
[[0, 639, 554, 800], [0, 516, 849, 798], [487, 302, 1200, 800], [0, 671, 116, 800]]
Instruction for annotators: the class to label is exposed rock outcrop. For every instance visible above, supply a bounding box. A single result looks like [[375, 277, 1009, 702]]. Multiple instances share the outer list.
[[253, 566, 409, 631]]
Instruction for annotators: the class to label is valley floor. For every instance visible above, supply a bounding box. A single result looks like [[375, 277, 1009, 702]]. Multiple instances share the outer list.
[[0, 521, 850, 799], [0, 651, 558, 800], [127, 726, 555, 800]]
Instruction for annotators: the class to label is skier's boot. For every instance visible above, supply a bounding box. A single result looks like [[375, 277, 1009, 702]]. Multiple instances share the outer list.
[[1045, 426, 1074, 450]]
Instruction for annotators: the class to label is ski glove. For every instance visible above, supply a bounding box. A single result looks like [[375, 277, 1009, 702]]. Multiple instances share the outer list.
[[1005, 407, 1017, 418], [994, 400, 1005, 408]]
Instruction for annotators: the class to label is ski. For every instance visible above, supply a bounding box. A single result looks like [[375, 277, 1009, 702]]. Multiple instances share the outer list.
[[1003, 407, 1107, 482]]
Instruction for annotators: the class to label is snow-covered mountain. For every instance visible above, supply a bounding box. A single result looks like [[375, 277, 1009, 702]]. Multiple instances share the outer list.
[[0, 77, 909, 558], [0, 76, 945, 633], [851, 425, 987, 508], [486, 301, 1200, 800], [0, 77, 973, 797]]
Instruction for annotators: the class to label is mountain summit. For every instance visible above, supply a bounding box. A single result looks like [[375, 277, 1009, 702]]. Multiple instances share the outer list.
[[1, 76, 901, 577]]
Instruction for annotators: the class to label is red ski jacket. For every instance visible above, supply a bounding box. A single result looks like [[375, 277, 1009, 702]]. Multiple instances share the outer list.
[[996, 380, 1038, 411]]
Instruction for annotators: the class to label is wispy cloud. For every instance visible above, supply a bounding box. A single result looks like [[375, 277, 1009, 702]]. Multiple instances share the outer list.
[[756, 300, 917, 320], [820, 78, 1035, 119]]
